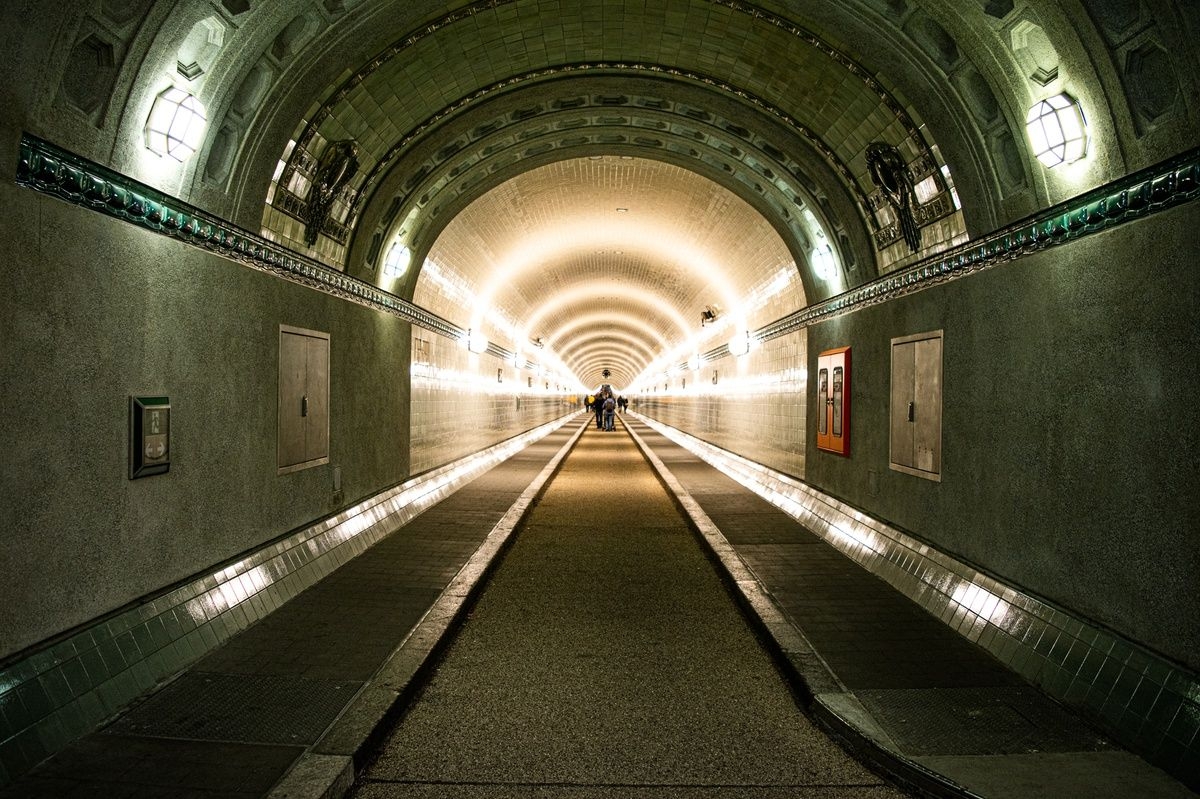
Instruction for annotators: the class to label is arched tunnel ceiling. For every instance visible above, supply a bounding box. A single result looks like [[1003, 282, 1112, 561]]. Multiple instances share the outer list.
[[415, 156, 801, 389], [272, 0, 962, 278], [33, 0, 1190, 391], [347, 71, 879, 303], [257, 0, 975, 391]]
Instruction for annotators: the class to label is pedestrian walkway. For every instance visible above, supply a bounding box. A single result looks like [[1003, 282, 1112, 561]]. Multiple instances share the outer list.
[[2, 414, 1194, 798], [0, 421, 584, 798], [350, 416, 905, 798], [621, 415, 1196, 799]]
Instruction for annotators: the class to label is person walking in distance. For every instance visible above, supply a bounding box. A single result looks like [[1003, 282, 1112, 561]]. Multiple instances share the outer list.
[[603, 393, 617, 431]]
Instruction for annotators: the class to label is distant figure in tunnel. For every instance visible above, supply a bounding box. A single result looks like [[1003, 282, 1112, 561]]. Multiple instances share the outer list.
[[603, 394, 616, 431], [618, 395, 627, 413], [594, 391, 606, 429]]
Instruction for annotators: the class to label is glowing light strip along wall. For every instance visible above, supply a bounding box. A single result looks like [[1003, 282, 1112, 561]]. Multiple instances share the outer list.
[[0, 414, 580, 785], [633, 413, 1200, 789]]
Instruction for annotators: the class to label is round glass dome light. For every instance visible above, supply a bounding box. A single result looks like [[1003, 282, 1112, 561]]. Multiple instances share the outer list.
[[1026, 93, 1088, 168], [811, 243, 838, 281], [466, 329, 489, 354], [383, 241, 412, 277], [145, 87, 207, 161], [728, 330, 750, 357]]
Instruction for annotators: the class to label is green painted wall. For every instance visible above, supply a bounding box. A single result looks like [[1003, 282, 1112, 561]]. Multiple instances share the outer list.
[[806, 203, 1200, 672], [0, 188, 412, 660]]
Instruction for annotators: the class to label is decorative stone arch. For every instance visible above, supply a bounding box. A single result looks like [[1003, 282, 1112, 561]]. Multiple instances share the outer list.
[[339, 69, 908, 305]]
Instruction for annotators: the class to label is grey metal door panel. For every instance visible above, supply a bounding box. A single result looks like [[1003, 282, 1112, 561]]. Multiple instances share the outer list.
[[304, 336, 330, 461], [278, 330, 308, 468], [890, 340, 916, 469], [914, 336, 942, 474]]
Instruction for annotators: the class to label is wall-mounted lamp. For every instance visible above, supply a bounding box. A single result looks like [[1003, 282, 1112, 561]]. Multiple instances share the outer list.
[[728, 331, 750, 357], [462, 329, 488, 353], [383, 242, 412, 277], [145, 87, 207, 161], [1025, 93, 1088, 168], [810, 244, 838, 281]]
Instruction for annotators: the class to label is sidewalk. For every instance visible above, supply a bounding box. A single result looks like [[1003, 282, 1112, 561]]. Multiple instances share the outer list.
[[0, 420, 585, 799], [4, 413, 1193, 798], [351, 415, 909, 798], [622, 415, 1196, 799]]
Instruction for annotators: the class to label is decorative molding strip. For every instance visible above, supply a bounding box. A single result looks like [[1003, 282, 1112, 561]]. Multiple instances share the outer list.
[[633, 413, 1200, 787], [676, 147, 1200, 374], [757, 146, 1200, 342], [19, 135, 1200, 403], [0, 414, 578, 786], [14, 135, 463, 342]]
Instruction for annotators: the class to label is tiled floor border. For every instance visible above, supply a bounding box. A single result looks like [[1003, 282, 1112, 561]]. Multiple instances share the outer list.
[[633, 413, 1200, 786], [0, 413, 579, 786]]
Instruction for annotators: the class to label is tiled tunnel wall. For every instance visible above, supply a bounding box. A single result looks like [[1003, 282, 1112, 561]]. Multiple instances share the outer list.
[[409, 331, 578, 475], [638, 201, 1200, 681], [636, 331, 808, 479], [3, 138, 1198, 788], [0, 187, 420, 663], [0, 167, 581, 783], [633, 200, 1200, 784]]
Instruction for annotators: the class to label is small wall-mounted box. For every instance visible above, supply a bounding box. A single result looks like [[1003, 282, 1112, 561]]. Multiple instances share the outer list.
[[130, 396, 170, 479]]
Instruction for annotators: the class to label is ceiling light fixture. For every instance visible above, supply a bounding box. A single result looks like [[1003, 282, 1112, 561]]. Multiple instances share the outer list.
[[145, 86, 207, 161], [463, 329, 488, 354], [383, 242, 412, 277], [1025, 93, 1088, 168], [811, 244, 838, 281], [728, 330, 750, 357]]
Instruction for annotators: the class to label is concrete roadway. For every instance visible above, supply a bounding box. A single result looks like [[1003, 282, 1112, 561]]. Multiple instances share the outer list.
[[350, 419, 907, 798]]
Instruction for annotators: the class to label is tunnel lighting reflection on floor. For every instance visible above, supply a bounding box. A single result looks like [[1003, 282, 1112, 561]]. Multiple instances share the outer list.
[[634, 414, 1024, 647]]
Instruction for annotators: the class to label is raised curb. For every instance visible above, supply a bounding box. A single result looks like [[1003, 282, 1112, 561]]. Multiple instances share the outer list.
[[623, 418, 978, 799], [266, 418, 590, 799]]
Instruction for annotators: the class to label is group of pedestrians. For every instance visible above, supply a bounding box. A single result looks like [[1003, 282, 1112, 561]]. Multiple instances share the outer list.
[[584, 390, 627, 431]]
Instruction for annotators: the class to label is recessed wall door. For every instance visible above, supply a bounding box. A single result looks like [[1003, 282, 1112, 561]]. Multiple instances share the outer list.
[[278, 325, 330, 473], [890, 330, 942, 480]]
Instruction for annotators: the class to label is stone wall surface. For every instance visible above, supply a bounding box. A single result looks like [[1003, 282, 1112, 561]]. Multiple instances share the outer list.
[[803, 203, 1200, 672], [0, 189, 412, 660]]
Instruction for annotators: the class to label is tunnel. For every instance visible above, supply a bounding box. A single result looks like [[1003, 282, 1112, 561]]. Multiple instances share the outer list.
[[0, 1, 1197, 796]]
